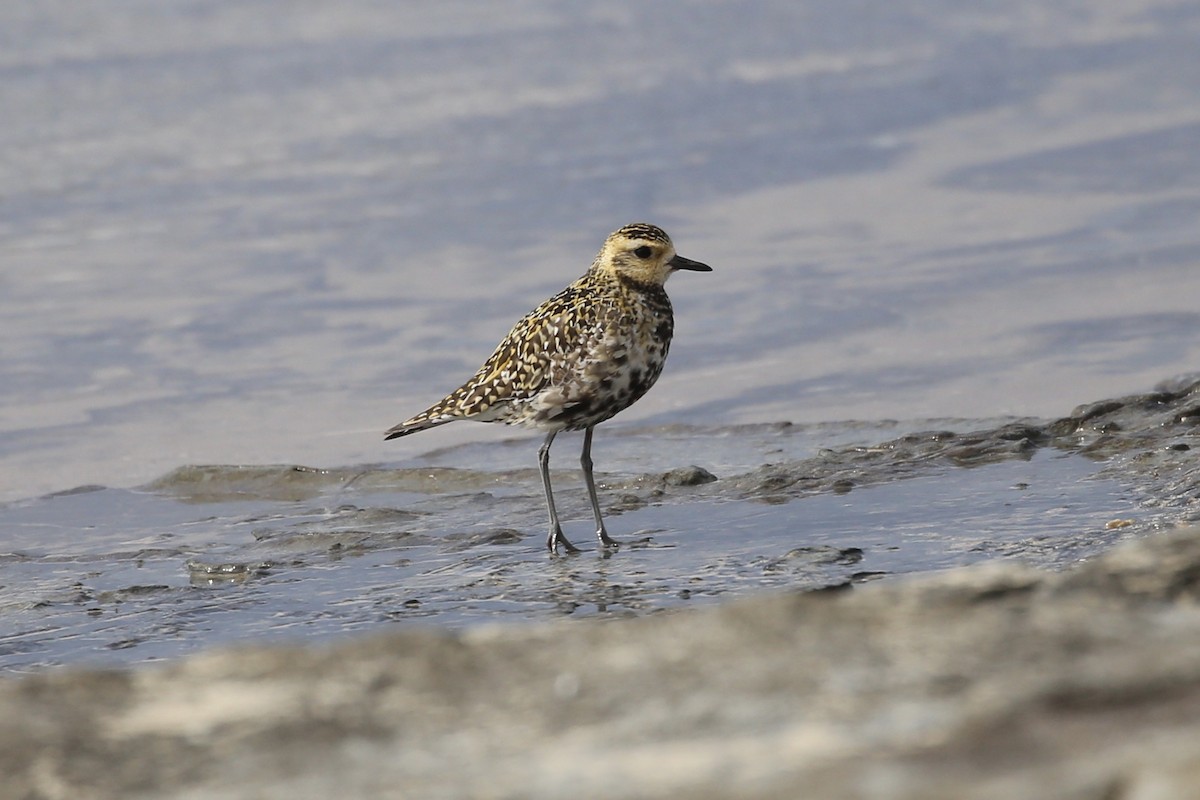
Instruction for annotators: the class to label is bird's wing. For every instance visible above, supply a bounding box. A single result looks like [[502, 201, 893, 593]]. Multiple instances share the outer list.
[[384, 282, 611, 438]]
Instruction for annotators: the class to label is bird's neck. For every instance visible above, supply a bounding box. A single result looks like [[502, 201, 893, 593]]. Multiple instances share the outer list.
[[613, 270, 667, 297]]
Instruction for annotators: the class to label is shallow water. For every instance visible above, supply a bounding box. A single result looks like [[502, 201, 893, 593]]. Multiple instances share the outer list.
[[2, 1, 1198, 669], [0, 423, 1138, 672], [4, 1, 1200, 502]]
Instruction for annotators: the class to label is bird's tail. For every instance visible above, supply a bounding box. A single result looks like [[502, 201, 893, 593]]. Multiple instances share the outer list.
[[385, 377, 504, 440], [383, 411, 457, 440]]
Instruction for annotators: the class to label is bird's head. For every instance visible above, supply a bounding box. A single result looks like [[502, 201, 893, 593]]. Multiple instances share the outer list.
[[593, 223, 711, 286]]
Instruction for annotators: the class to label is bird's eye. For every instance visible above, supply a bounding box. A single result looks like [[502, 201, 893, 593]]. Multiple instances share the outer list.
[[633, 246, 653, 259]]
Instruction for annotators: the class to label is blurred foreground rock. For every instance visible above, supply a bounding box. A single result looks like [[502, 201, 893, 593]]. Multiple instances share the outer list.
[[6, 526, 1200, 799]]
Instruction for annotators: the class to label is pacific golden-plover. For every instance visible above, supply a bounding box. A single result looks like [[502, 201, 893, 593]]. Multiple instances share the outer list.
[[385, 223, 711, 553]]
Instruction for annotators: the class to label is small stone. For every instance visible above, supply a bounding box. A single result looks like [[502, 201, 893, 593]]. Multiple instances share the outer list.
[[663, 465, 718, 486]]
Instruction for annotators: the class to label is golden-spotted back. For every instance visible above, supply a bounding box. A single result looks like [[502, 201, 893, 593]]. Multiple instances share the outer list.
[[385, 223, 710, 438]]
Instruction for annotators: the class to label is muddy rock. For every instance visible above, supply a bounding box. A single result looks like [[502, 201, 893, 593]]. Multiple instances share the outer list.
[[710, 377, 1200, 517]]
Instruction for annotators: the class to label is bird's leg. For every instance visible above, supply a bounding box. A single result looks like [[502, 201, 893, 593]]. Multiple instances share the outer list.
[[581, 426, 619, 549], [538, 431, 578, 554]]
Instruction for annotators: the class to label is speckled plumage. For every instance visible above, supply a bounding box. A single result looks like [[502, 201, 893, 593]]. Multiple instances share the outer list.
[[385, 223, 711, 553]]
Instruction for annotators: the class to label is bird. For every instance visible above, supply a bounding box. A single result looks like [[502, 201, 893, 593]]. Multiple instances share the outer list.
[[384, 223, 711, 553]]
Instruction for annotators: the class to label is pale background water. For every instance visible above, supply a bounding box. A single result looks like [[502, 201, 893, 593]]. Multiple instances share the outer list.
[[1, 1, 1198, 668], [4, 0, 1199, 502]]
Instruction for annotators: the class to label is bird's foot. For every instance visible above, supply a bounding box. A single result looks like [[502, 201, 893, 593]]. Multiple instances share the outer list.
[[597, 530, 621, 550], [548, 529, 581, 555]]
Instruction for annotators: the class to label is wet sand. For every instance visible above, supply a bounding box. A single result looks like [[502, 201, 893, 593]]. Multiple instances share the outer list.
[[2, 379, 1194, 673], [2, 379, 1199, 796], [4, 486, 1200, 798]]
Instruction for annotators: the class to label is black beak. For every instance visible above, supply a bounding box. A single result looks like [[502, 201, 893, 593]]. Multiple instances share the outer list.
[[669, 254, 712, 272]]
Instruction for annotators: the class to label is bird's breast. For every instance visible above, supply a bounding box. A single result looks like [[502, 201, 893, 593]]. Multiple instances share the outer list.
[[525, 294, 671, 428]]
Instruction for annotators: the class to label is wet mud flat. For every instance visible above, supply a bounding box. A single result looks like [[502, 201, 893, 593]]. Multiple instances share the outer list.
[[2, 401, 1200, 796], [3, 379, 1200, 673]]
